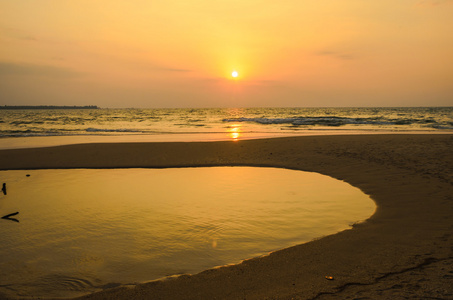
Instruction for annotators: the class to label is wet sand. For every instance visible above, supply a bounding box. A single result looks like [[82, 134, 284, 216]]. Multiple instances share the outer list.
[[0, 134, 452, 299]]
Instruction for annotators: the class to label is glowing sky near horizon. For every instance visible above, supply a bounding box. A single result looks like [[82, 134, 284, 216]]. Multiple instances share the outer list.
[[0, 0, 452, 108]]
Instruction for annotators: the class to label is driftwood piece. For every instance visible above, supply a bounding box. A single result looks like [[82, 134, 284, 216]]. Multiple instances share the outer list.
[[2, 212, 19, 222]]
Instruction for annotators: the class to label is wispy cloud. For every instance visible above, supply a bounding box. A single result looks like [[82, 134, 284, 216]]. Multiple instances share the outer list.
[[154, 66, 192, 72], [417, 0, 453, 6], [123, 56, 193, 73], [0, 25, 40, 42], [315, 50, 356, 60], [137, 61, 193, 73], [0, 62, 84, 78]]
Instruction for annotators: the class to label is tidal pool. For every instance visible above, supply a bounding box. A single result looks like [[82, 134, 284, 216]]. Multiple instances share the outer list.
[[0, 167, 375, 298]]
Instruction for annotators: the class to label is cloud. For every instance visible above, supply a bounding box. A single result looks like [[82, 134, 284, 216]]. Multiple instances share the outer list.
[[315, 50, 356, 60], [124, 57, 193, 73], [0, 62, 84, 78], [417, 0, 453, 6], [156, 67, 192, 72], [0, 25, 40, 42], [138, 61, 193, 73]]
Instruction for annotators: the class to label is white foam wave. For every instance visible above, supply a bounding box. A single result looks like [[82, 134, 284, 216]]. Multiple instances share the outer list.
[[85, 128, 141, 133]]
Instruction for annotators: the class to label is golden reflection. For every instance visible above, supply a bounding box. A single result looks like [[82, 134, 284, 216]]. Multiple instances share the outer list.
[[0, 167, 375, 298], [227, 124, 242, 141]]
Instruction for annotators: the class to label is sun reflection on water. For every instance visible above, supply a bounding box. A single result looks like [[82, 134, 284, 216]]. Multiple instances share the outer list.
[[227, 124, 241, 141]]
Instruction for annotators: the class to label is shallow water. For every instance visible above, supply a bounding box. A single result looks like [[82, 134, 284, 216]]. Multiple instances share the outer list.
[[0, 167, 375, 298]]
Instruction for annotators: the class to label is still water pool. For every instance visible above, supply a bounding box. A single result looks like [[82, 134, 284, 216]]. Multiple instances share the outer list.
[[0, 167, 375, 298]]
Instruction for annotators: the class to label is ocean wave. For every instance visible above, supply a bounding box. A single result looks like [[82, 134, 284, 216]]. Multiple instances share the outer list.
[[0, 130, 63, 137], [430, 125, 453, 130], [10, 120, 45, 125], [222, 116, 445, 127], [85, 128, 142, 133], [0, 127, 142, 137]]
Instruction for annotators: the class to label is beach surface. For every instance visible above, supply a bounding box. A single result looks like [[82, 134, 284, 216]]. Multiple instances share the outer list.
[[0, 134, 452, 299]]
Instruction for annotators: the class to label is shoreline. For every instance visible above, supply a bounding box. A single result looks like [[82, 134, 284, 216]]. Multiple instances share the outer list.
[[1, 130, 452, 150], [0, 134, 452, 299]]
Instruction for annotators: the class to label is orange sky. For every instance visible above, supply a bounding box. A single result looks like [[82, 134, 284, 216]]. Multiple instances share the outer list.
[[1, 0, 452, 108]]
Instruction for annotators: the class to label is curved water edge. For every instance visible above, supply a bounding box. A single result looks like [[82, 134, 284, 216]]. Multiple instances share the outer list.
[[0, 167, 376, 298]]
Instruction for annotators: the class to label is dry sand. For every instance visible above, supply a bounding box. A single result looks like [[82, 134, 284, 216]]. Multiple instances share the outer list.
[[0, 134, 452, 299]]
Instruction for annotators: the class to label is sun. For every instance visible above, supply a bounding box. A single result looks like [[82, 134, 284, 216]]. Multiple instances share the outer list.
[[232, 71, 238, 78]]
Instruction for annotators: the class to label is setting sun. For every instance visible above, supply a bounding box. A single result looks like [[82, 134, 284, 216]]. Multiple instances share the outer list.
[[232, 71, 238, 78]]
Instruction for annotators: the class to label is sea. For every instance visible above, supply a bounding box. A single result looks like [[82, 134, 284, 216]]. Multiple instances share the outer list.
[[0, 107, 452, 137]]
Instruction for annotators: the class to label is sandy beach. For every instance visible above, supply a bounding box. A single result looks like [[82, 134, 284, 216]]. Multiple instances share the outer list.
[[0, 134, 452, 299]]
